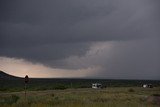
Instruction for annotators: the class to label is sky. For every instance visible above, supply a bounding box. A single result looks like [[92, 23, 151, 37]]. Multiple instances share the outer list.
[[0, 0, 160, 79]]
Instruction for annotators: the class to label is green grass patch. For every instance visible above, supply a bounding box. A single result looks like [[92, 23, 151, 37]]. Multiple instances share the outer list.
[[0, 87, 160, 107]]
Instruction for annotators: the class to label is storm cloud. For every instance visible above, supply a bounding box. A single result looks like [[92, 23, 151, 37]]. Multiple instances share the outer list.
[[0, 0, 160, 79]]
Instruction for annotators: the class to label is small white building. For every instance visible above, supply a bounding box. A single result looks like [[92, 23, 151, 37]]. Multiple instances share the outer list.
[[92, 83, 102, 89]]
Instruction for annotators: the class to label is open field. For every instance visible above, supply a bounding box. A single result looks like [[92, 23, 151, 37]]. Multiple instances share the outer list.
[[1, 71, 160, 106], [1, 77, 160, 92], [0, 87, 160, 107]]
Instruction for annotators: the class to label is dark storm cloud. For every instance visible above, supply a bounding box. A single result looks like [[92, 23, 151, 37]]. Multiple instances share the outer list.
[[61, 38, 160, 79], [0, 0, 114, 47], [0, 0, 160, 79], [0, 42, 90, 65], [1, 0, 159, 46]]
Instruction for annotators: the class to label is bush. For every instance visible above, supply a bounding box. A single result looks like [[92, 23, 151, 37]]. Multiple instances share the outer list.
[[152, 94, 160, 97], [91, 98, 108, 102], [0, 88, 7, 91], [1, 95, 20, 105], [51, 94, 55, 97], [54, 85, 67, 90], [11, 95, 19, 103], [54, 96, 59, 100], [128, 88, 135, 92]]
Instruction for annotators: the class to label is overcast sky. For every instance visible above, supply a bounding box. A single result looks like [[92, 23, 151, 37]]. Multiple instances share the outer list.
[[0, 0, 160, 79]]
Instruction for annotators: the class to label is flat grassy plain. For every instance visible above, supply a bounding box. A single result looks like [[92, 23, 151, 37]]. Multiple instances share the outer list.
[[1, 72, 160, 107], [0, 87, 160, 107], [1, 78, 160, 92]]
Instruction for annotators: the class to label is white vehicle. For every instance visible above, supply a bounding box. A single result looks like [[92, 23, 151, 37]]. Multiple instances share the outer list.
[[92, 83, 102, 89], [143, 84, 153, 88]]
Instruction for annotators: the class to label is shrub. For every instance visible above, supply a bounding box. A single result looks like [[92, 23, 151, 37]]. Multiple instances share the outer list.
[[11, 95, 19, 103], [54, 85, 67, 90], [128, 88, 135, 92], [51, 94, 55, 97], [54, 97, 59, 100], [2, 95, 20, 105], [152, 94, 160, 97], [0, 88, 7, 91], [91, 98, 108, 102]]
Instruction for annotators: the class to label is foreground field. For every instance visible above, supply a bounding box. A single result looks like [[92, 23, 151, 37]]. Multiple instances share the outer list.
[[0, 87, 160, 107]]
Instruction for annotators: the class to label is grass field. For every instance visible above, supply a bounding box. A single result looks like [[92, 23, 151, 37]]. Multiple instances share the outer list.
[[1, 77, 160, 92], [1, 72, 160, 107], [0, 87, 160, 107]]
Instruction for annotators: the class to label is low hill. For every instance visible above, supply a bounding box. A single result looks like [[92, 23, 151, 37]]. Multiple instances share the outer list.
[[0, 70, 21, 79]]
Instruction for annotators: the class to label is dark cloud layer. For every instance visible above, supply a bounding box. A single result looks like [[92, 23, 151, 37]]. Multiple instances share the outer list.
[[0, 0, 160, 79]]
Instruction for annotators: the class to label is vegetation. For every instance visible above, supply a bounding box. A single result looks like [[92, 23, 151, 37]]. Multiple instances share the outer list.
[[1, 71, 160, 106], [128, 88, 135, 92], [0, 87, 160, 107], [1, 78, 160, 92], [0, 71, 160, 92]]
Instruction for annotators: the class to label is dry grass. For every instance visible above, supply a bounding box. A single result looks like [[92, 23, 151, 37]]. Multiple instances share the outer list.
[[0, 87, 160, 107]]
